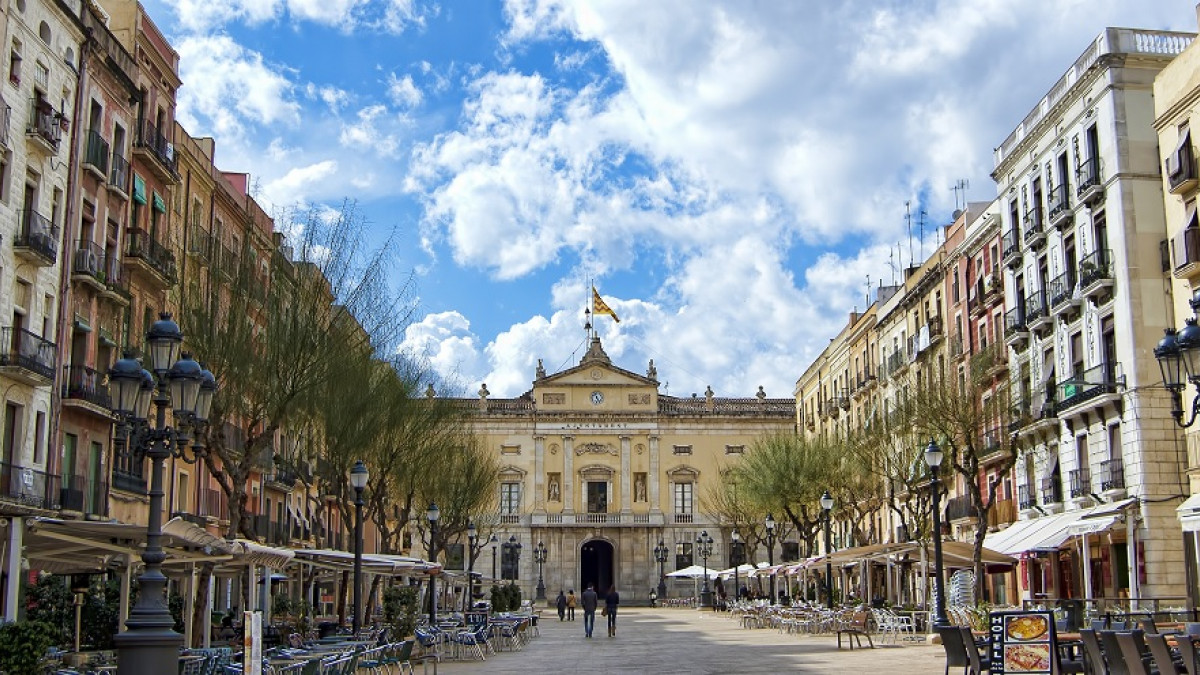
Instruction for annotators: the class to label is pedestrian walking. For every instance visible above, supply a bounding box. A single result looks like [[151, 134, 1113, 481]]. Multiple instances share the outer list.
[[567, 589, 577, 621], [605, 585, 620, 637], [556, 590, 567, 621], [581, 585, 599, 638]]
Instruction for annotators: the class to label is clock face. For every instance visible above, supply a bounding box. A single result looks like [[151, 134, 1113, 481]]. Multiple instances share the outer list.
[[590, 391, 604, 405]]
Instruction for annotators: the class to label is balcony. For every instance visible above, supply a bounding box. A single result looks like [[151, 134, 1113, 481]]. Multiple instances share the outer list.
[[1068, 467, 1091, 499], [1048, 270, 1079, 315], [109, 152, 130, 198], [61, 365, 111, 414], [266, 467, 298, 491], [946, 495, 974, 522], [25, 98, 62, 154], [988, 499, 1017, 529], [1098, 458, 1126, 494], [1023, 206, 1047, 249], [950, 335, 965, 360], [1167, 137, 1198, 194], [1047, 184, 1073, 229], [1078, 249, 1114, 298], [82, 129, 109, 181], [1018, 387, 1059, 436], [0, 462, 61, 511], [71, 241, 106, 292], [887, 350, 906, 378], [188, 225, 212, 261], [1057, 362, 1123, 416], [133, 119, 178, 183], [111, 469, 146, 494], [1076, 156, 1103, 205], [1002, 228, 1021, 267], [1017, 484, 1036, 511], [101, 254, 130, 305], [1040, 476, 1062, 505], [13, 208, 58, 266], [59, 474, 108, 517], [0, 102, 10, 148], [1026, 289, 1051, 333], [1004, 306, 1029, 348], [980, 426, 1004, 462], [124, 228, 177, 288], [0, 327, 55, 385], [202, 488, 227, 522]]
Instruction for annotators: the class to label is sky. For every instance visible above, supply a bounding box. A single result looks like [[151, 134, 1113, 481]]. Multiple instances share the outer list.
[[140, 0, 1197, 399]]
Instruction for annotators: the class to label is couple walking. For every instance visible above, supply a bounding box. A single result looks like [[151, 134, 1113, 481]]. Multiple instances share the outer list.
[[580, 584, 619, 638]]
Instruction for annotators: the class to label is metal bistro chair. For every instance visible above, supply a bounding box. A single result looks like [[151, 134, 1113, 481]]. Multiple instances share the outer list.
[[1144, 632, 1187, 675], [1100, 630, 1134, 675], [1079, 629, 1109, 675], [936, 625, 970, 675], [1176, 636, 1200, 675], [1115, 631, 1155, 675], [957, 626, 991, 675]]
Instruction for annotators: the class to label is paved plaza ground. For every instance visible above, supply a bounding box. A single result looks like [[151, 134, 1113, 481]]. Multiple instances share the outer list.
[[433, 607, 946, 674]]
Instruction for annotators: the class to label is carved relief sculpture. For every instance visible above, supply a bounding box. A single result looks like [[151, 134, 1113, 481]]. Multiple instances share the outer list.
[[575, 442, 618, 456]]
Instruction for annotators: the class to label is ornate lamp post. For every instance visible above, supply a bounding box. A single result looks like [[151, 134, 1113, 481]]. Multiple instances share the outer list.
[[503, 536, 523, 586], [820, 490, 835, 609], [1155, 317, 1200, 426], [696, 531, 714, 608], [466, 521, 478, 611], [925, 439, 949, 630], [653, 539, 669, 600], [764, 513, 777, 602], [350, 460, 369, 633], [534, 541, 547, 600], [490, 533, 499, 580], [110, 313, 216, 675], [426, 503, 440, 624], [731, 530, 742, 604]]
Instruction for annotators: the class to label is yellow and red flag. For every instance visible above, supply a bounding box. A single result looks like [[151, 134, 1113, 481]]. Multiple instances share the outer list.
[[592, 286, 620, 323]]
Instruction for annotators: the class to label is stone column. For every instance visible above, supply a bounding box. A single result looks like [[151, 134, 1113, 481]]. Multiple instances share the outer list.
[[648, 435, 661, 514], [534, 436, 546, 513], [563, 436, 575, 514], [620, 436, 632, 513]]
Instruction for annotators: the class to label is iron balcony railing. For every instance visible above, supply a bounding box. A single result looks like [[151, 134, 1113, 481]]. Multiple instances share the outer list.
[[26, 97, 61, 149], [1058, 362, 1122, 409], [1023, 205, 1045, 243], [189, 225, 213, 259], [1018, 484, 1036, 511], [14, 208, 58, 263], [62, 365, 111, 409], [112, 469, 146, 494], [104, 253, 129, 300], [83, 129, 109, 176], [1040, 476, 1062, 504], [125, 228, 177, 283], [1026, 289, 1049, 324], [0, 461, 61, 510], [1098, 458, 1125, 491], [1076, 156, 1102, 197], [0, 327, 56, 380], [1002, 228, 1020, 261], [136, 119, 177, 177], [981, 427, 1003, 457], [1049, 269, 1077, 309], [1068, 467, 1091, 499], [1004, 305, 1027, 333], [73, 240, 104, 282], [109, 152, 129, 192], [59, 473, 108, 516], [1047, 184, 1071, 222], [946, 495, 974, 521], [1079, 249, 1113, 289]]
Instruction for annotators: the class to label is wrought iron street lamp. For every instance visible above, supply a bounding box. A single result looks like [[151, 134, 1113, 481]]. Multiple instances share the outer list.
[[349, 460, 369, 633], [490, 533, 499, 580], [534, 541, 547, 600], [1155, 317, 1200, 426], [503, 535, 522, 585], [731, 530, 742, 604], [820, 490, 834, 609], [653, 539, 669, 599], [426, 502, 440, 624], [110, 313, 216, 675], [925, 439, 949, 630], [696, 531, 714, 608], [466, 521, 478, 611], [764, 513, 777, 602]]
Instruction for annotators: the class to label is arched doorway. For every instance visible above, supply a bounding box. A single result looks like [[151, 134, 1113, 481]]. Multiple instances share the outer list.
[[580, 539, 614, 593]]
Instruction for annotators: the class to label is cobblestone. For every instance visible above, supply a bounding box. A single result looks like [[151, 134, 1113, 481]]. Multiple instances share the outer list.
[[432, 607, 946, 674]]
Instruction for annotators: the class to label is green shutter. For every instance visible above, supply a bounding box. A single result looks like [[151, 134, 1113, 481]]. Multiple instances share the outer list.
[[132, 175, 147, 205], [152, 192, 166, 213]]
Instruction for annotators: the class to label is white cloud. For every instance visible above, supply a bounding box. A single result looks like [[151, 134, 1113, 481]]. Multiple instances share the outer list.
[[339, 105, 401, 155], [386, 73, 423, 108], [163, 0, 427, 33], [263, 160, 339, 207], [305, 84, 351, 113]]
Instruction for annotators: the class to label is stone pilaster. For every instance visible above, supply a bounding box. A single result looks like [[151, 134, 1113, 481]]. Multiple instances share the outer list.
[[534, 436, 545, 513], [649, 435, 661, 514], [563, 435, 575, 513], [620, 435, 632, 513]]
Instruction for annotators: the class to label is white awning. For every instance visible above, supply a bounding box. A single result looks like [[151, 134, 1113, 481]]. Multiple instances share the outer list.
[[1067, 516, 1117, 536], [984, 498, 1136, 555]]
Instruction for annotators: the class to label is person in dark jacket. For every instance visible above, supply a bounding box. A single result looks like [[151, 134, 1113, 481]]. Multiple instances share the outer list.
[[581, 585, 599, 638], [555, 590, 567, 621], [605, 585, 620, 637]]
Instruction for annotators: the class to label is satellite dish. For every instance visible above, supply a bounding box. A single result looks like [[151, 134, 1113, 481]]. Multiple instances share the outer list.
[[952, 209, 963, 220]]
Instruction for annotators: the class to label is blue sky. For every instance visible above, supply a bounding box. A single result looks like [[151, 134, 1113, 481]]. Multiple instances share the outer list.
[[140, 0, 1197, 398]]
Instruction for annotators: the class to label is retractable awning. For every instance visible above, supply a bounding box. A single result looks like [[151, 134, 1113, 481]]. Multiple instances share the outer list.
[[15, 517, 236, 574], [985, 498, 1135, 555], [290, 549, 440, 577]]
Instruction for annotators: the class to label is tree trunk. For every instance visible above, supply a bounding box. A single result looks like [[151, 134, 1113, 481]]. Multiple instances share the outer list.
[[366, 575, 383, 626], [336, 570, 349, 627], [190, 562, 215, 647]]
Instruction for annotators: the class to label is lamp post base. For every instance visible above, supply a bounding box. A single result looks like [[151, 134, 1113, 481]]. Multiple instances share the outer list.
[[114, 623, 183, 675], [536, 579, 546, 601], [699, 590, 713, 608]]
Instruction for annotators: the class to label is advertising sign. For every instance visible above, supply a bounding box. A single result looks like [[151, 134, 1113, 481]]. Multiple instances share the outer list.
[[989, 610, 1056, 674], [244, 611, 263, 675]]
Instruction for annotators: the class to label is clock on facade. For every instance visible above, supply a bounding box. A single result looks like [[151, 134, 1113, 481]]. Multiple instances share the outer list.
[[590, 391, 604, 405]]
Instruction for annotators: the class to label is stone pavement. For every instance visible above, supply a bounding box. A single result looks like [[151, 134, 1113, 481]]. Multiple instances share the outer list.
[[432, 607, 947, 674]]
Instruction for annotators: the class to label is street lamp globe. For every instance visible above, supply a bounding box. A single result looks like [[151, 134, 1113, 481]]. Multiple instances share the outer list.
[[427, 502, 440, 524], [167, 353, 203, 419], [924, 438, 944, 470], [195, 368, 217, 423], [145, 313, 183, 374], [134, 369, 155, 422], [467, 521, 477, 542], [764, 513, 775, 533], [109, 353, 145, 417], [350, 460, 369, 491], [820, 490, 834, 512], [1178, 316, 1200, 380]]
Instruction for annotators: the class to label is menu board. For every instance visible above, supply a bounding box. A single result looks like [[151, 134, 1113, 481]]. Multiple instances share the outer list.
[[989, 610, 1056, 674]]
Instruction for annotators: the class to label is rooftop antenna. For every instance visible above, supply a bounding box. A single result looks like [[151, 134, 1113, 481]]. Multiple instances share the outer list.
[[919, 209, 928, 259], [905, 201, 914, 268], [952, 179, 970, 213], [584, 277, 593, 339], [865, 274, 872, 307], [887, 246, 898, 285]]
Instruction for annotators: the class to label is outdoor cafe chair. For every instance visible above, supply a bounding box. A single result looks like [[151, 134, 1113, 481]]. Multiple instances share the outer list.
[[935, 625, 970, 675], [1079, 629, 1109, 675], [957, 626, 991, 675], [1116, 631, 1155, 675], [1100, 630, 1135, 675], [1145, 633, 1187, 674], [1176, 636, 1200, 675]]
